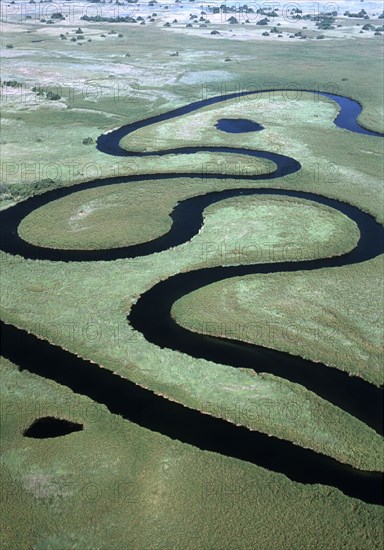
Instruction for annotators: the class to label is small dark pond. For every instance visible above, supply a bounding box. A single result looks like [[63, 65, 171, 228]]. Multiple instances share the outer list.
[[23, 417, 83, 438], [215, 118, 265, 133]]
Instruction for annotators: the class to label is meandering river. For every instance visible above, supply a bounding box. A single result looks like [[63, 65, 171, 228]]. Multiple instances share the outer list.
[[1, 90, 383, 505]]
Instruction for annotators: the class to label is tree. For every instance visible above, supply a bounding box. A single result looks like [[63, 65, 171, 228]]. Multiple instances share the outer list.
[[46, 91, 61, 100], [82, 137, 94, 145]]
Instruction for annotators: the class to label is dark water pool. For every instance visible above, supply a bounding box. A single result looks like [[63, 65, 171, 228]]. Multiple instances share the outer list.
[[23, 416, 83, 438], [215, 118, 265, 133]]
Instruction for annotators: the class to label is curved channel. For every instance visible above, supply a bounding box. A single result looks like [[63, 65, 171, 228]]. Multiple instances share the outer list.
[[1, 319, 382, 505], [0, 91, 383, 505], [96, 90, 383, 158]]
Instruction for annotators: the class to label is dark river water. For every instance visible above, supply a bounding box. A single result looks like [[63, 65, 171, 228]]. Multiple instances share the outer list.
[[0, 90, 382, 505]]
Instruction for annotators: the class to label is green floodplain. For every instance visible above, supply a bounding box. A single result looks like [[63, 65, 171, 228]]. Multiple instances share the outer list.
[[1, 5, 384, 550]]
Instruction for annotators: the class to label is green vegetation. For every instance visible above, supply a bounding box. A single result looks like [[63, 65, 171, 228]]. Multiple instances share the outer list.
[[120, 91, 383, 224], [51, 12, 65, 20], [1, 27, 383, 198], [31, 87, 61, 100], [1, 357, 383, 550], [2, 200, 382, 472], [314, 14, 336, 30], [82, 137, 94, 145], [1, 80, 22, 88], [80, 15, 138, 23], [1, 15, 383, 550], [189, 194, 360, 264], [18, 189, 360, 267], [1, 179, 56, 204], [172, 255, 384, 387]]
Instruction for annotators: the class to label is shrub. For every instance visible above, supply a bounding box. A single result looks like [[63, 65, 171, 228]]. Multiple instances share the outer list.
[[2, 80, 22, 88], [82, 137, 94, 145], [32, 86, 45, 96], [46, 91, 61, 100], [81, 15, 136, 22]]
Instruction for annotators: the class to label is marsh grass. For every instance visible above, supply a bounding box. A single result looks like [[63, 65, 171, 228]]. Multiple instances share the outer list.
[[1, 357, 383, 549], [172, 255, 384, 387], [1, 20, 383, 550], [18, 182, 356, 253]]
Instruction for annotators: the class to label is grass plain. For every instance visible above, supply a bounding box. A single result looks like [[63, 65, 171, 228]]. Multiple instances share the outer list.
[[1, 6, 384, 550], [18, 184, 358, 253], [2, 356, 383, 550]]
